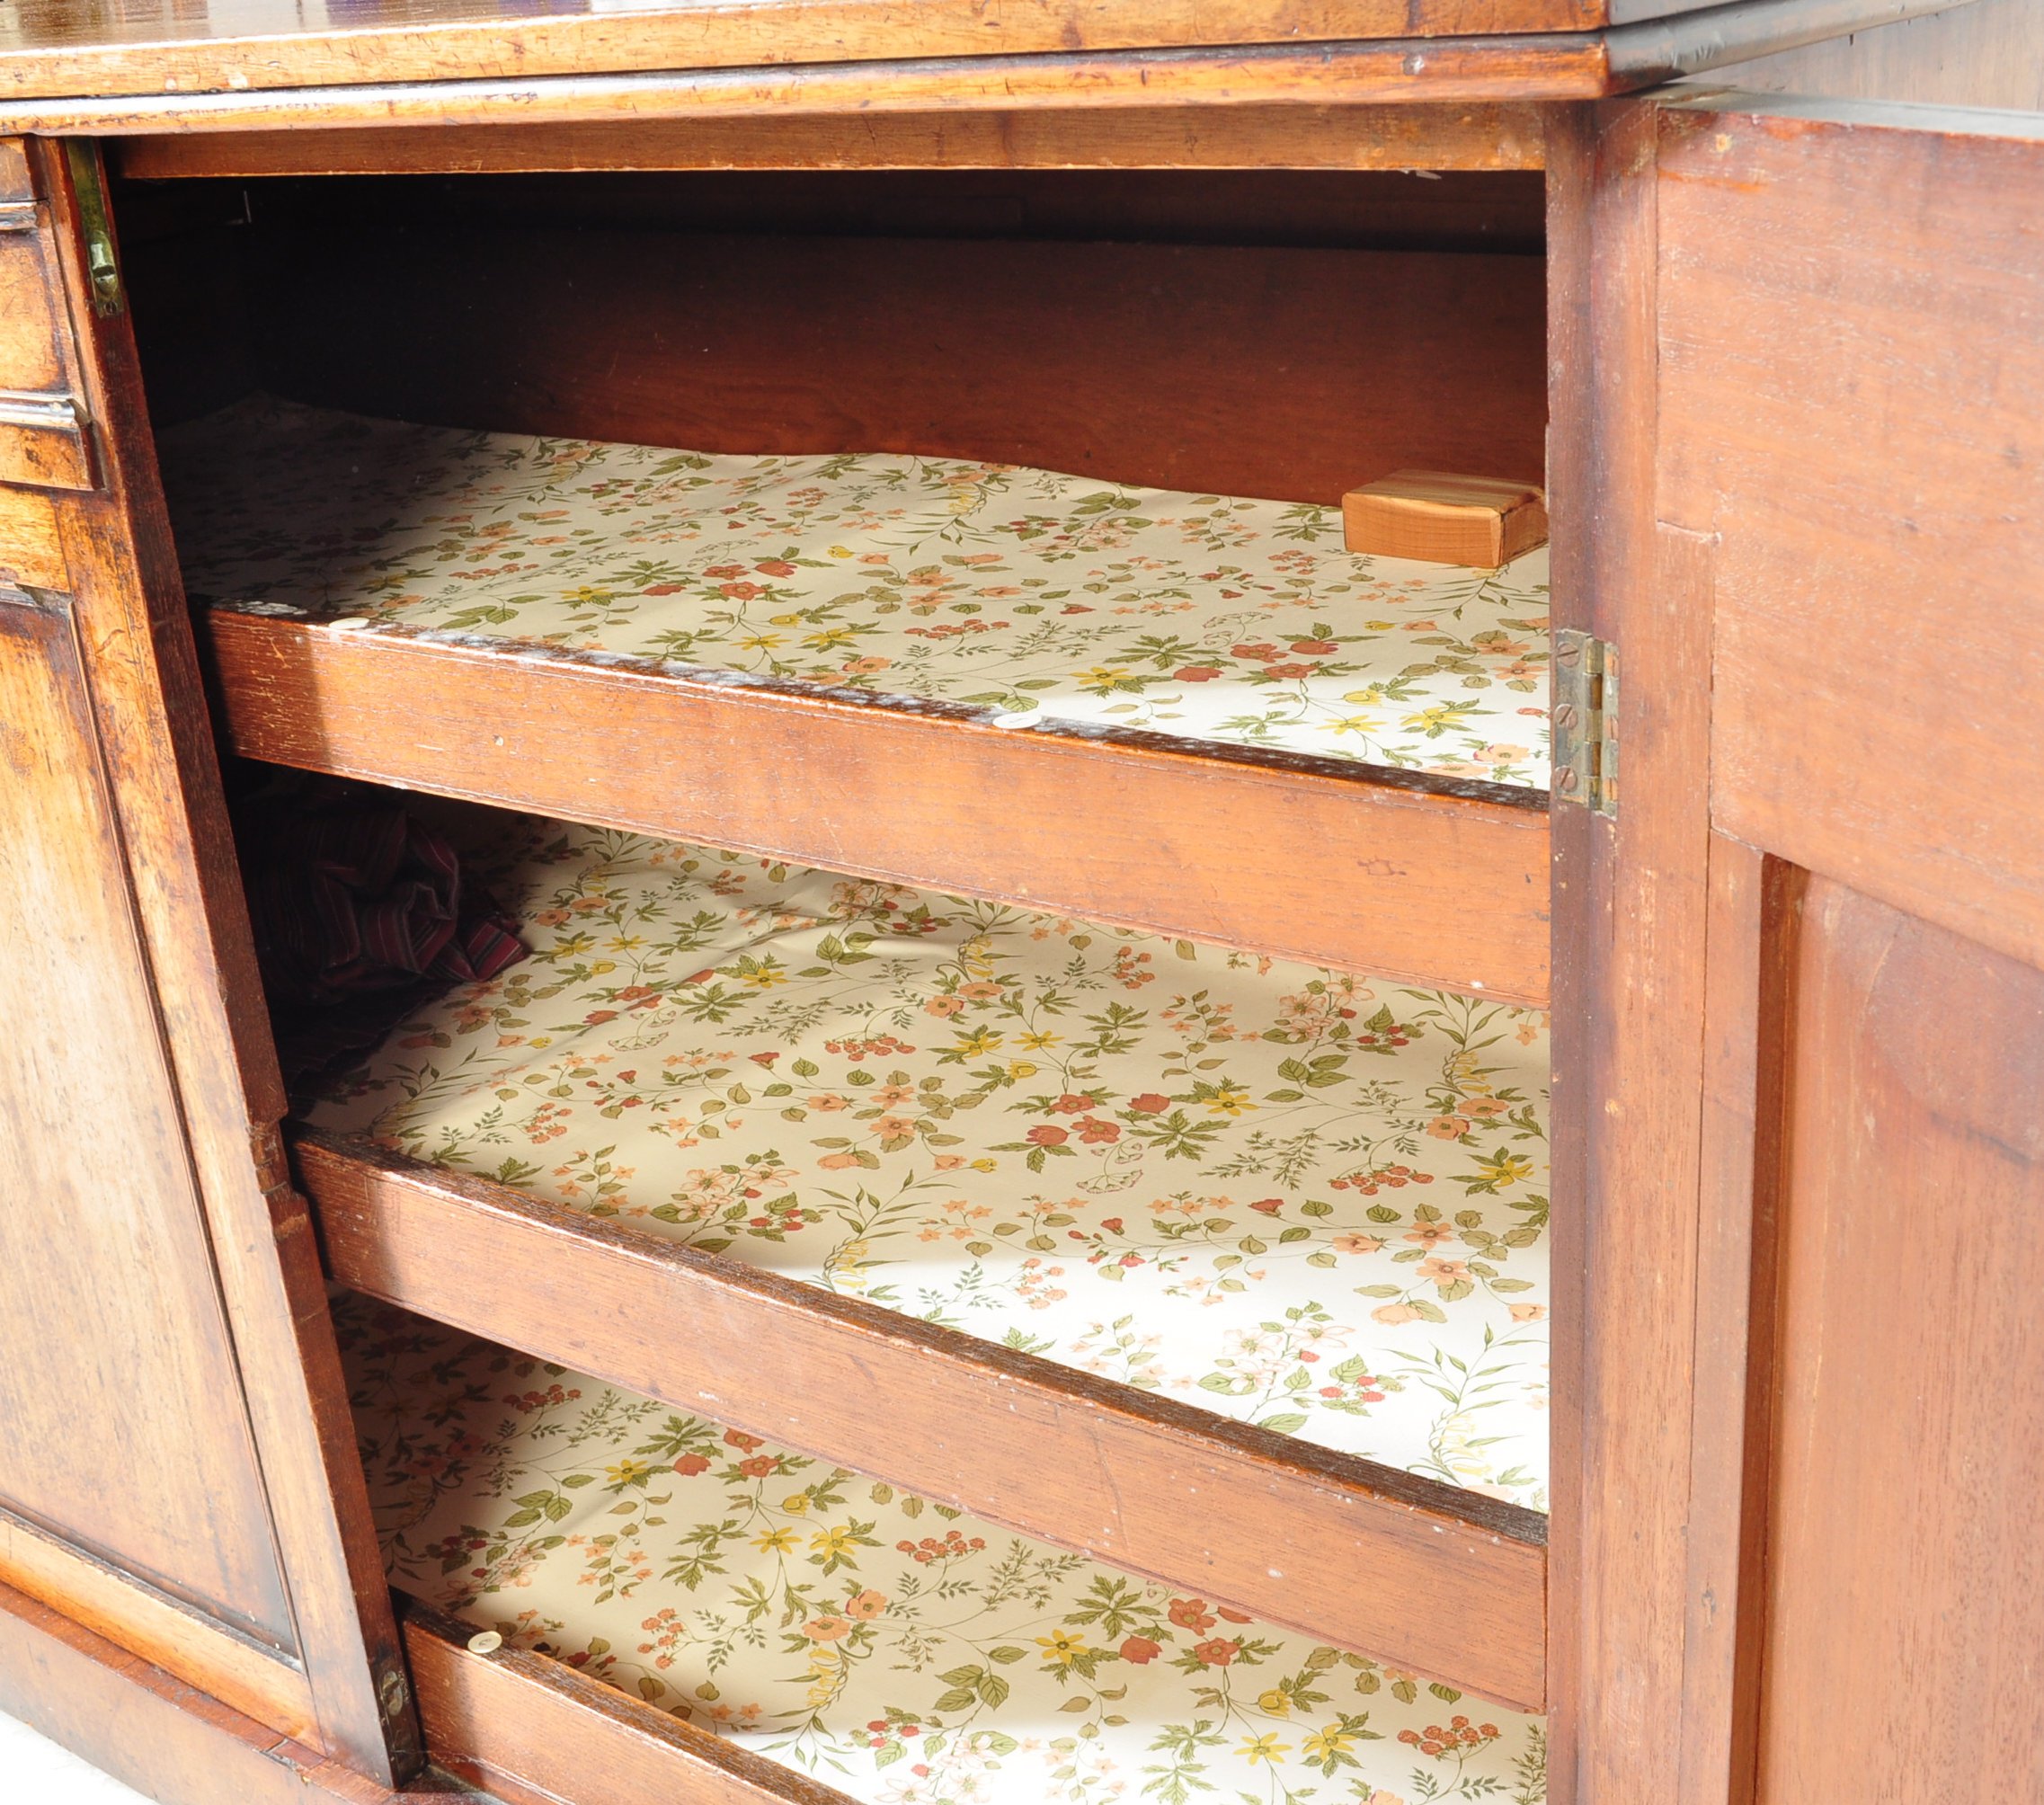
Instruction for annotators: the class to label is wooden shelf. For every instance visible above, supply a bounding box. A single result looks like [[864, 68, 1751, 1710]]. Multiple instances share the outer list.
[[206, 610, 1551, 1004], [300, 1129, 1548, 1711]]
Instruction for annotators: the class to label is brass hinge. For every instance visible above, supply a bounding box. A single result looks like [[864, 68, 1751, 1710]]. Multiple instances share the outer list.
[[1552, 628, 1617, 816], [62, 140, 122, 316]]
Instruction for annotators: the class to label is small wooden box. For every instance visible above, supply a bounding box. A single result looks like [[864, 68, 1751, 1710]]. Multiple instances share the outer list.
[[1341, 469, 1549, 568]]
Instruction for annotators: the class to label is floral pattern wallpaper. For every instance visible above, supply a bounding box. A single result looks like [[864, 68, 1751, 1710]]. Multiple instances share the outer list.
[[161, 396, 1551, 784], [342, 1295, 1546, 1805], [307, 812, 1550, 1509]]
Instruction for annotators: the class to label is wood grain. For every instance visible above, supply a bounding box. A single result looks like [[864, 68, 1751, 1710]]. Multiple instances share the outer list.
[[1675, 839, 1796, 1805], [1657, 97, 2044, 975], [1342, 471, 1550, 566], [1545, 101, 1718, 1805], [0, 590, 298, 1653], [0, 481, 66, 588], [206, 611, 1551, 1004], [0, 1, 1622, 106], [0, 42, 1621, 145], [301, 1131, 1550, 1710], [116, 103, 1549, 182], [1755, 879, 2044, 1805], [0, 1501, 318, 1745], [406, 1598, 860, 1805], [269, 229, 1547, 506], [32, 137, 421, 1781], [0, 1581, 492, 1805]]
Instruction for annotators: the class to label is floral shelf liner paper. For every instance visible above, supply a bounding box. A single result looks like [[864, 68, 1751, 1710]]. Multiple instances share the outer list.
[[342, 1296, 1546, 1805], [160, 396, 1551, 785], [307, 814, 1551, 1510]]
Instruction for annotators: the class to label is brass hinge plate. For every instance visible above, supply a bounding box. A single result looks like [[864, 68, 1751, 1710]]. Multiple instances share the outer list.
[[1552, 628, 1617, 816]]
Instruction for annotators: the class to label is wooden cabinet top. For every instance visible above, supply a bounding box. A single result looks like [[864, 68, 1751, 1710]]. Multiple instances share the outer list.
[[0, 0, 1959, 119]]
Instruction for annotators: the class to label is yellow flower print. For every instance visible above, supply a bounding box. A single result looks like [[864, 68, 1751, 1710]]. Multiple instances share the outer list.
[[1035, 1628, 1091, 1667], [1204, 1082, 1256, 1117], [809, 1525, 859, 1560], [1320, 716, 1380, 738], [1018, 1031, 1062, 1050], [781, 1494, 811, 1515], [736, 634, 786, 651], [1005, 1061, 1038, 1080], [1304, 1727, 1357, 1762], [1342, 687, 1387, 706], [1258, 1689, 1292, 1716], [1237, 1733, 1293, 1765], [605, 1459, 653, 1487], [803, 628, 860, 652], [955, 1028, 1004, 1057], [751, 1526, 798, 1554]]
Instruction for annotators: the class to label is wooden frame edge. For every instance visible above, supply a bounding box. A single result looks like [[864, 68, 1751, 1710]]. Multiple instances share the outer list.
[[205, 611, 1552, 1006], [0, 1500, 319, 1745], [113, 102, 1551, 181], [300, 1129, 1548, 1710], [0, 1579, 486, 1805], [406, 1597, 858, 1805]]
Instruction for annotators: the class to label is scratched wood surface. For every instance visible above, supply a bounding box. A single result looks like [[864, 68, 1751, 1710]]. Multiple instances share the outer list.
[[303, 1131, 1550, 1710]]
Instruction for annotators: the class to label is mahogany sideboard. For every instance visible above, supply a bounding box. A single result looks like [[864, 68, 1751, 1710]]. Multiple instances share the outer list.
[[0, 3, 2040, 1802]]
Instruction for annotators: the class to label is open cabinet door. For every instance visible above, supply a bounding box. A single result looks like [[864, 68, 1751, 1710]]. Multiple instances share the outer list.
[[0, 138, 419, 1783], [1549, 93, 2044, 1805]]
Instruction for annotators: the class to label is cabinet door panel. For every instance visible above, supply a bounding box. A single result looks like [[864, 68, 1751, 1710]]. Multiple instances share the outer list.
[[1549, 93, 2044, 1805], [1763, 879, 2044, 1802], [0, 592, 293, 1647]]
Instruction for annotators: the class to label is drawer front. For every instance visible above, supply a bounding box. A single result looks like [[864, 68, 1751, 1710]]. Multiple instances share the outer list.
[[0, 137, 94, 493]]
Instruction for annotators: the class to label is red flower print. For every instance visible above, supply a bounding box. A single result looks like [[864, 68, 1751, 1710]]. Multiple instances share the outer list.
[[1129, 1093, 1171, 1115], [1231, 642, 1278, 661], [1192, 1638, 1241, 1667], [1053, 1093, 1093, 1115], [1216, 1605, 1253, 1624], [1026, 1125, 1069, 1147], [672, 1454, 711, 1475], [1099, 1218, 1124, 1234], [737, 1455, 778, 1478], [723, 1429, 763, 1452], [719, 581, 762, 600], [1249, 1198, 1284, 1215], [1168, 1598, 1217, 1632], [756, 560, 797, 576], [1290, 639, 1336, 655], [584, 1009, 618, 1025], [643, 583, 686, 596], [749, 1051, 780, 1066], [1174, 665, 1223, 682], [1074, 1116, 1121, 1144], [1119, 1637, 1162, 1665], [703, 565, 745, 580], [1261, 662, 1314, 679]]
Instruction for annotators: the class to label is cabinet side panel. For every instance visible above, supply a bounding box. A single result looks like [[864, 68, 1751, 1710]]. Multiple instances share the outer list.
[[1757, 878, 2044, 1805], [0, 592, 296, 1651]]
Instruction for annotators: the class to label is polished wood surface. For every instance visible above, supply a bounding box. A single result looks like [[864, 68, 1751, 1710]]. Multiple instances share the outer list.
[[301, 1131, 1550, 1711], [0, 480, 67, 587], [1755, 882, 2044, 1805], [0, 1581, 491, 1805], [207, 611, 1551, 1004], [31, 136, 420, 1779], [1343, 470, 1550, 566], [1710, 0, 2044, 110], [0, 590, 297, 1651], [0, 0, 1637, 106], [406, 1599, 858, 1805], [0, 1501, 317, 1744], [1657, 94, 2044, 975], [117, 103, 1549, 182], [268, 230, 1547, 503]]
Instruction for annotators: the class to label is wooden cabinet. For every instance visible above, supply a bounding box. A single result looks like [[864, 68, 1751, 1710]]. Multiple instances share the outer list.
[[0, 5, 2036, 1803]]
